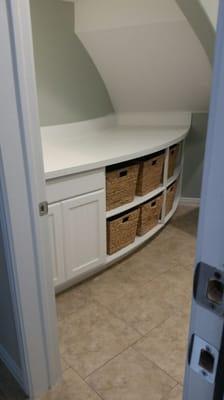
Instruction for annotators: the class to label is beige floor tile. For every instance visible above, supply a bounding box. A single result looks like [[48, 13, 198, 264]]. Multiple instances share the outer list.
[[60, 357, 70, 373], [134, 313, 189, 384], [142, 269, 192, 316], [41, 368, 101, 400], [59, 301, 140, 378], [138, 237, 195, 274], [77, 266, 141, 311], [155, 266, 193, 296], [104, 265, 192, 335], [80, 258, 192, 336], [83, 264, 192, 336], [56, 286, 90, 321], [162, 384, 183, 400], [0, 206, 198, 400], [86, 347, 176, 400], [101, 283, 177, 335], [111, 249, 176, 286]]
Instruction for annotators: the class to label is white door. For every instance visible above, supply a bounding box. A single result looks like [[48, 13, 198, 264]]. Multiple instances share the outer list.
[[184, 1, 224, 399], [48, 204, 65, 286], [63, 190, 106, 280], [0, 0, 61, 398]]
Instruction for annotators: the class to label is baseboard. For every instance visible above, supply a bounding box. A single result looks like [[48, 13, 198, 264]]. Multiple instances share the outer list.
[[180, 197, 200, 207], [0, 344, 24, 389]]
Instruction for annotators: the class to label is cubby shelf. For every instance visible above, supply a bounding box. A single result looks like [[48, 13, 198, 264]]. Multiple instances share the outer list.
[[164, 196, 180, 224], [167, 165, 182, 187], [106, 166, 182, 220], [106, 223, 162, 265], [106, 195, 180, 265], [106, 185, 165, 219], [106, 178, 181, 265]]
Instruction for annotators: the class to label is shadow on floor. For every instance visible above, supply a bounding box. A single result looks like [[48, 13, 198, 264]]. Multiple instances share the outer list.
[[0, 360, 26, 399], [171, 207, 199, 237]]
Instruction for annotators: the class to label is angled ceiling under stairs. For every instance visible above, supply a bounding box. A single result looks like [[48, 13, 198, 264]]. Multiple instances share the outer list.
[[73, 0, 217, 114], [176, 0, 218, 63]]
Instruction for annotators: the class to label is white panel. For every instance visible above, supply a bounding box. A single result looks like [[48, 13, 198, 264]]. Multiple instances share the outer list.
[[75, 0, 185, 32], [78, 21, 211, 113], [46, 169, 105, 203], [48, 204, 65, 286], [63, 190, 106, 279]]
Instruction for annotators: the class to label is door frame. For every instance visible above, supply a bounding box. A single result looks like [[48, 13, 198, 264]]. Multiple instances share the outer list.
[[1, 1, 61, 398], [183, 1, 224, 399]]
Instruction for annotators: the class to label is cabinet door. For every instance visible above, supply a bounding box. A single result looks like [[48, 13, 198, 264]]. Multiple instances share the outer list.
[[62, 190, 106, 280], [48, 203, 65, 286]]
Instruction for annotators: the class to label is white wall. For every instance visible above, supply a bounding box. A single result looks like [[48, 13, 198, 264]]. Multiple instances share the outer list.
[[75, 0, 184, 31], [75, 0, 211, 113], [30, 0, 113, 126], [199, 0, 219, 28]]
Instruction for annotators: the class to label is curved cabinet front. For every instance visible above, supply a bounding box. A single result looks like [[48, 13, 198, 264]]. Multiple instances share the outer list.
[[46, 139, 184, 293]]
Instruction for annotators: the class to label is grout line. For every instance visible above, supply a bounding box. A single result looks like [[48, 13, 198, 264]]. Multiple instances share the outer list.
[[56, 210, 193, 395], [132, 347, 180, 387], [84, 380, 106, 400], [92, 297, 143, 337], [84, 337, 142, 381], [131, 310, 188, 386], [63, 366, 105, 400], [163, 382, 183, 399]]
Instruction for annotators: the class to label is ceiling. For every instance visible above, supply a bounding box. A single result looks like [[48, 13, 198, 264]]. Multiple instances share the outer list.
[[75, 0, 212, 113]]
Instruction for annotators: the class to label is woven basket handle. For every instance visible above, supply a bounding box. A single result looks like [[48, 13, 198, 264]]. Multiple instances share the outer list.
[[151, 200, 157, 208], [122, 216, 129, 223], [119, 169, 128, 178]]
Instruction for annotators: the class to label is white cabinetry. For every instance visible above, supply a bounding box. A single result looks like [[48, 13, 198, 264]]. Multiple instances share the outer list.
[[62, 190, 106, 280], [46, 169, 106, 290], [45, 136, 186, 292], [48, 203, 65, 286]]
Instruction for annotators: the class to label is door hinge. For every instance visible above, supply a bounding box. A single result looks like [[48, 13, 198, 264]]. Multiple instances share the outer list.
[[39, 201, 48, 216]]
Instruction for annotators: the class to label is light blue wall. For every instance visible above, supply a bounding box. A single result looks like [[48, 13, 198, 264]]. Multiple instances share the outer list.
[[30, 0, 113, 126]]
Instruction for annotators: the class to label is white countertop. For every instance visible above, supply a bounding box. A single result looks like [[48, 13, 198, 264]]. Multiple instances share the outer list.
[[42, 124, 189, 180]]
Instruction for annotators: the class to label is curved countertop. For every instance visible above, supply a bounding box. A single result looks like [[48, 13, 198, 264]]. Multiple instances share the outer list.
[[41, 121, 189, 180]]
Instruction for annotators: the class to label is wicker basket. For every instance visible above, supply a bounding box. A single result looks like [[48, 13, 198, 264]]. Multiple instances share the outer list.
[[137, 194, 163, 236], [106, 163, 139, 211], [136, 151, 165, 196], [168, 144, 180, 178], [166, 181, 177, 215], [107, 208, 140, 255]]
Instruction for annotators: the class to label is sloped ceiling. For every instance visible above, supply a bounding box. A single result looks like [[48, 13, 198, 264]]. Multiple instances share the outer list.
[[74, 0, 212, 114], [199, 0, 218, 28], [176, 0, 217, 63]]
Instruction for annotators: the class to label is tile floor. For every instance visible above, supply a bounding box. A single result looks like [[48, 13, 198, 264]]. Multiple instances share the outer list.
[[0, 206, 198, 400], [45, 206, 198, 400]]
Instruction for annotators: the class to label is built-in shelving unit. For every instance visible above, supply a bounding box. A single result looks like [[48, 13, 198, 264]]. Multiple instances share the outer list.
[[105, 141, 184, 265], [44, 114, 190, 292]]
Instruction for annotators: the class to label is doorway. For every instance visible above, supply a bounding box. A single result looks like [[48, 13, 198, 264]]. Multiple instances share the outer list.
[[0, 0, 220, 399]]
